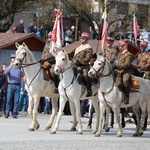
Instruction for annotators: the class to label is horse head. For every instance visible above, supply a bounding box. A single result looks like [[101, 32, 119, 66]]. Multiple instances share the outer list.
[[88, 54, 112, 78], [54, 49, 71, 75], [14, 42, 34, 68]]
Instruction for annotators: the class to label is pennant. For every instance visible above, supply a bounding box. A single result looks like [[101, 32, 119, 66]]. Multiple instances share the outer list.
[[101, 7, 108, 51], [49, 9, 64, 57], [132, 11, 139, 44]]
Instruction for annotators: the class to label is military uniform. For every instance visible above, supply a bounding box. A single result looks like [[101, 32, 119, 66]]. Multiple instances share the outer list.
[[136, 41, 150, 79], [41, 38, 59, 93], [114, 40, 134, 104], [104, 47, 118, 64], [74, 32, 93, 97]]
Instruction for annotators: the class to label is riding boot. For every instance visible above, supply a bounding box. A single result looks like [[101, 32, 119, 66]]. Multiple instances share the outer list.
[[85, 78, 92, 97], [124, 86, 130, 104], [52, 75, 59, 93]]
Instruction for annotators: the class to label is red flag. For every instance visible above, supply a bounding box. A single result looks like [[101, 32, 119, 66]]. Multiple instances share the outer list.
[[133, 11, 139, 44], [101, 7, 108, 51], [49, 9, 64, 57]]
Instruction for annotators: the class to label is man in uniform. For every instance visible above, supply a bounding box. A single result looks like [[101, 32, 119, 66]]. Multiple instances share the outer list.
[[74, 32, 93, 97], [135, 41, 150, 79], [40, 32, 59, 93], [114, 40, 134, 104], [104, 37, 118, 65]]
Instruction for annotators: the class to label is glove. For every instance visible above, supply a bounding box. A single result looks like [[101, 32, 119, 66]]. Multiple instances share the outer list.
[[39, 59, 45, 65]]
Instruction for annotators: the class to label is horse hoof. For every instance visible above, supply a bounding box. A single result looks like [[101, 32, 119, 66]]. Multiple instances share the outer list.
[[87, 125, 92, 129], [116, 134, 122, 137], [28, 128, 35, 131], [133, 133, 139, 137], [71, 127, 76, 131], [92, 129, 98, 134], [105, 128, 110, 132], [50, 131, 56, 134], [45, 126, 51, 130], [142, 127, 146, 131], [95, 134, 100, 137], [35, 124, 40, 130], [108, 124, 113, 128], [138, 132, 143, 137], [76, 131, 83, 134]]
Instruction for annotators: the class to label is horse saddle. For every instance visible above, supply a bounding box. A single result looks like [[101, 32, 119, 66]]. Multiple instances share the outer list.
[[42, 68, 51, 81]]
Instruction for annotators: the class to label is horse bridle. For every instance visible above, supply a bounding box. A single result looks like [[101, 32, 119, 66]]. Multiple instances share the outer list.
[[54, 53, 73, 73], [15, 51, 39, 68]]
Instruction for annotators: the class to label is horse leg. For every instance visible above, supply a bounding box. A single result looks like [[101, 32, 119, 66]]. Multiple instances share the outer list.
[[104, 106, 110, 132], [95, 102, 105, 137], [108, 110, 114, 128], [69, 101, 78, 131], [91, 98, 100, 134], [28, 97, 40, 131], [132, 103, 142, 137], [50, 97, 67, 134], [113, 107, 122, 137], [45, 97, 58, 130], [27, 96, 34, 131], [120, 108, 126, 128], [74, 99, 83, 134], [87, 104, 94, 129]]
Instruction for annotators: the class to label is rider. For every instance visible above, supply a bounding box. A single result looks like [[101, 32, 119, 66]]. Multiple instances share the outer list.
[[135, 41, 150, 79], [104, 37, 118, 65], [114, 40, 134, 104], [74, 32, 93, 97], [40, 31, 59, 93]]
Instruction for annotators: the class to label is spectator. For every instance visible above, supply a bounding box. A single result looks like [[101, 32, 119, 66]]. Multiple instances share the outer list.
[[0, 68, 5, 117], [44, 97, 52, 115], [36, 27, 43, 37], [0, 63, 7, 115], [18, 76, 28, 116], [15, 19, 25, 33], [27, 22, 37, 33], [4, 54, 24, 119], [64, 27, 74, 46]]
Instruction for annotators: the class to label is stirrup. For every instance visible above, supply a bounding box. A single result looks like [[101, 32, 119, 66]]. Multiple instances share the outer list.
[[86, 91, 92, 97]]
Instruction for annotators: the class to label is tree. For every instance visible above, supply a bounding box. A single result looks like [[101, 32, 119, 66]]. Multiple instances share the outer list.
[[0, 0, 39, 32]]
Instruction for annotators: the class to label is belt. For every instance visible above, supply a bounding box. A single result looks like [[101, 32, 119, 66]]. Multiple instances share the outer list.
[[8, 83, 20, 85]]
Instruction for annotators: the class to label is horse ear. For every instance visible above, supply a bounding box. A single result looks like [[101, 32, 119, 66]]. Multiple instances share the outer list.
[[15, 42, 20, 48], [22, 42, 26, 47]]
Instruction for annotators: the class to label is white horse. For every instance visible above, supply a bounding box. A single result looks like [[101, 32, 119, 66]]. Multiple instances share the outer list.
[[88, 54, 150, 137], [13, 42, 59, 131], [51, 50, 100, 134]]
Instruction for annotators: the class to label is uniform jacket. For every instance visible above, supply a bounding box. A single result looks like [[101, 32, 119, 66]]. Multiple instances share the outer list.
[[74, 43, 93, 66], [116, 49, 134, 74], [137, 52, 150, 76], [104, 47, 118, 64]]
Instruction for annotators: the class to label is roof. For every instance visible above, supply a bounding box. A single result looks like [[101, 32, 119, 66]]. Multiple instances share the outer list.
[[63, 40, 119, 53], [0, 33, 46, 51]]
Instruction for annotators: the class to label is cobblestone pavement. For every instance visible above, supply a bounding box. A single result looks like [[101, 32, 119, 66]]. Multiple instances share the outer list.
[[0, 113, 150, 150]]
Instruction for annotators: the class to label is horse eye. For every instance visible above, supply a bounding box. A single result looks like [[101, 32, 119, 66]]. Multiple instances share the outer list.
[[62, 58, 65, 61], [98, 63, 101, 65]]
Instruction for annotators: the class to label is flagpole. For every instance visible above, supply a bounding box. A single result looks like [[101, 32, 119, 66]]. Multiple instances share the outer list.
[[131, 11, 134, 43], [96, 8, 105, 53]]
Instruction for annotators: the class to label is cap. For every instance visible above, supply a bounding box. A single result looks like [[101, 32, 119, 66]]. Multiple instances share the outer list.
[[140, 41, 148, 47], [80, 32, 90, 39], [106, 37, 114, 43], [10, 54, 16, 58], [118, 40, 128, 47]]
